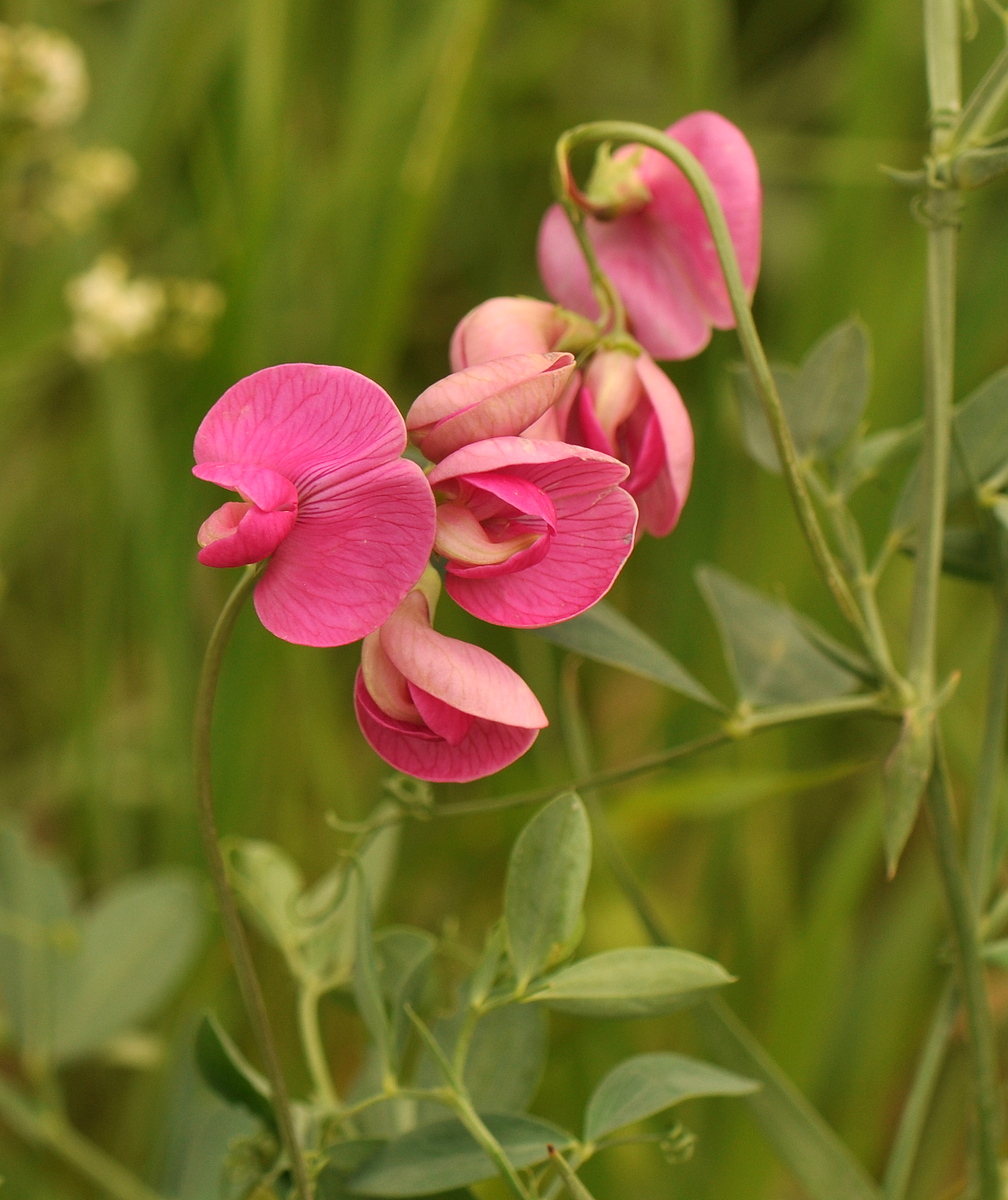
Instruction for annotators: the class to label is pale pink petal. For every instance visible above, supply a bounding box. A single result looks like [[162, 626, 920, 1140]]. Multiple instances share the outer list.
[[193, 364, 408, 483], [409, 354, 575, 462], [440, 532, 552, 580], [632, 354, 694, 536], [434, 503, 544, 566], [253, 459, 436, 646], [197, 503, 297, 568], [450, 298, 566, 370], [361, 630, 421, 724], [537, 204, 599, 322], [379, 592, 547, 727], [355, 672, 540, 783], [457, 473, 557, 528], [445, 485, 637, 626]]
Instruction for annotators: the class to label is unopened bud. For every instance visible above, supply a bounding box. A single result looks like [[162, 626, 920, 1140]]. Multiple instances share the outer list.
[[583, 142, 652, 219]]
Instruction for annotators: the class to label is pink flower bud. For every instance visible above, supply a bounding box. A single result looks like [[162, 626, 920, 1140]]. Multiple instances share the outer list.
[[537, 112, 762, 361], [428, 436, 637, 627], [355, 569, 547, 782], [566, 350, 693, 538], [449, 297, 596, 371], [407, 352, 576, 462]]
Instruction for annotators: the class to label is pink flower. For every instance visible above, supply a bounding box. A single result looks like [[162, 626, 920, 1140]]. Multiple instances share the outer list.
[[194, 363, 436, 647], [537, 112, 762, 361], [354, 570, 547, 782], [428, 436, 637, 627], [565, 349, 694, 537], [406, 352, 576, 462], [449, 297, 596, 371]]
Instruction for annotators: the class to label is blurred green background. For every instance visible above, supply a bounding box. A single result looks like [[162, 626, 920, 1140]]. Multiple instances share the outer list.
[[1, 0, 1007, 1196]]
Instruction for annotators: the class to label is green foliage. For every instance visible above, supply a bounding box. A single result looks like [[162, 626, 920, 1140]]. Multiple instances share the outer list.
[[504, 793, 592, 988], [882, 711, 934, 876], [583, 1053, 758, 1142], [732, 320, 872, 473], [345, 1114, 576, 1196], [696, 565, 867, 706], [194, 1012, 277, 1130], [535, 602, 723, 710], [524, 947, 733, 1018], [0, 823, 203, 1067]]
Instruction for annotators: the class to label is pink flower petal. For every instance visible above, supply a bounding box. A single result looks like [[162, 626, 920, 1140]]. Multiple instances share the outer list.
[[536, 113, 761, 361], [361, 629, 421, 724], [197, 503, 297, 568], [379, 591, 547, 727], [253, 459, 436, 646], [355, 672, 540, 783], [429, 436, 628, 494], [408, 353, 575, 462], [408, 683, 475, 745], [446, 484, 637, 626], [193, 462, 299, 511], [632, 354, 694, 536], [450, 297, 570, 370], [194, 363, 408, 483], [457, 473, 557, 529]]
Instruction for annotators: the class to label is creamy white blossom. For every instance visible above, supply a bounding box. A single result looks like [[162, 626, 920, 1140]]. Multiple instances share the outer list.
[[0, 24, 88, 130]]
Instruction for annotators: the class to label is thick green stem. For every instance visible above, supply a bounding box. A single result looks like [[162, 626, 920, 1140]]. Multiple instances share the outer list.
[[881, 979, 958, 1200], [193, 565, 313, 1200], [555, 122, 864, 636], [968, 598, 1008, 907], [298, 982, 340, 1111], [927, 751, 1002, 1197], [0, 1075, 164, 1200]]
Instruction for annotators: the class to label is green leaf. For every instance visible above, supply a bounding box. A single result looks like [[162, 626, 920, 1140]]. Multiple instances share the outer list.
[[732, 319, 871, 471], [882, 711, 934, 876], [51, 871, 204, 1062], [353, 864, 393, 1076], [505, 794, 592, 988], [374, 926, 437, 1064], [894, 366, 1008, 530], [696, 566, 863, 707], [525, 947, 733, 1018], [982, 939, 1008, 969], [0, 823, 76, 1063], [317, 1141, 388, 1200], [347, 1113, 575, 1197], [223, 839, 303, 953], [583, 1052, 758, 1142], [418, 1003, 548, 1115], [534, 602, 723, 710], [194, 1013, 276, 1131]]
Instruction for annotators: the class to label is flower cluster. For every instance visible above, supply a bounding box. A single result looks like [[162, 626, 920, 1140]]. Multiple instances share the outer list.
[[193, 112, 761, 782]]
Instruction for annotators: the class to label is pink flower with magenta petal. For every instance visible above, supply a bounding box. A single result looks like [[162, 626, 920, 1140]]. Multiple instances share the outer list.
[[428, 436, 637, 627], [566, 349, 694, 538], [194, 363, 436, 647], [537, 112, 762, 361], [406, 352, 575, 462], [450, 297, 596, 371], [354, 569, 547, 782]]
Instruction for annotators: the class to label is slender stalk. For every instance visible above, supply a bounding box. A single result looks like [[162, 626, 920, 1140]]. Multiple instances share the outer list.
[[953, 43, 1008, 145], [926, 749, 1002, 1198], [881, 980, 959, 1200], [298, 982, 340, 1111], [193, 564, 312, 1200], [967, 597, 1008, 907], [0, 1075, 164, 1200], [555, 122, 865, 636]]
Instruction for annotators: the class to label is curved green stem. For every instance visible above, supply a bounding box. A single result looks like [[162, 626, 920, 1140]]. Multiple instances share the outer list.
[[298, 982, 340, 1111], [193, 564, 313, 1200], [0, 1074, 164, 1200], [554, 121, 864, 637]]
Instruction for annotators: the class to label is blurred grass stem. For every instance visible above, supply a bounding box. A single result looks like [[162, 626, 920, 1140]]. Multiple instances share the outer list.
[[298, 981, 340, 1110], [0, 1075, 164, 1200], [193, 563, 313, 1200]]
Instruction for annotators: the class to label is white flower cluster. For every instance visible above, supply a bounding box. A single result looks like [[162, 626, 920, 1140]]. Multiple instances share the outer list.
[[0, 24, 88, 130], [0, 24, 137, 241], [65, 254, 226, 363]]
